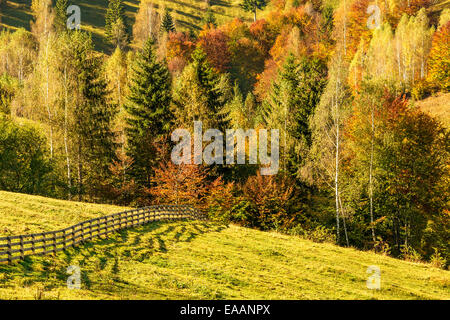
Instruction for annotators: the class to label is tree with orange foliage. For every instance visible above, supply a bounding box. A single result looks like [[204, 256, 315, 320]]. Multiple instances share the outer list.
[[234, 172, 295, 230], [254, 59, 278, 102], [219, 18, 265, 94], [166, 32, 195, 74], [427, 21, 450, 92], [338, 0, 372, 61], [149, 158, 209, 206], [249, 19, 278, 57], [149, 144, 234, 217], [386, 0, 433, 27], [198, 26, 231, 73]]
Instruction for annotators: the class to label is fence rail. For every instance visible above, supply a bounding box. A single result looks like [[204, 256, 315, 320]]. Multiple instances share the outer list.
[[0, 205, 206, 263]]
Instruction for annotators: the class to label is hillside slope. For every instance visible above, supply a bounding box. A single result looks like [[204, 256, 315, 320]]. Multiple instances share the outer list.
[[415, 92, 450, 128], [0, 191, 448, 300], [0, 0, 274, 51]]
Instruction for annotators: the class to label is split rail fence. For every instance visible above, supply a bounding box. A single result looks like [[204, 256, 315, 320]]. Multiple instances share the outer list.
[[0, 205, 206, 263]]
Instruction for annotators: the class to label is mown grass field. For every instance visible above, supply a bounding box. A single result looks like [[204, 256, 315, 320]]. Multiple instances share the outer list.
[[416, 92, 450, 128], [0, 0, 275, 51], [0, 191, 449, 300]]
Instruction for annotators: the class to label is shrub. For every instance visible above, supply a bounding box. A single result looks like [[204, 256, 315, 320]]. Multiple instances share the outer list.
[[0, 116, 55, 195], [412, 79, 431, 100], [289, 224, 335, 243], [373, 237, 391, 256], [401, 245, 422, 263], [240, 172, 295, 230], [430, 248, 447, 269]]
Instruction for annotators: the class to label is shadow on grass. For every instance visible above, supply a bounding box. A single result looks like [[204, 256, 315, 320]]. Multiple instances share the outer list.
[[1, 220, 227, 287]]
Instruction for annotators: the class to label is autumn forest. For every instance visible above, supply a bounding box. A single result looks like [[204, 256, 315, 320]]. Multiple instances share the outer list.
[[0, 0, 449, 270]]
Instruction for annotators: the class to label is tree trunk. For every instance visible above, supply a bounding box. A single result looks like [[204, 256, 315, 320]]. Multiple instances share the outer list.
[[77, 143, 82, 201], [64, 67, 72, 200], [339, 194, 349, 247], [343, 0, 347, 56], [284, 101, 287, 175], [334, 82, 340, 243], [45, 35, 53, 159], [369, 105, 376, 243]]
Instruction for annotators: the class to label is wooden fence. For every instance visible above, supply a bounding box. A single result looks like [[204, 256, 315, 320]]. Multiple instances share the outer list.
[[0, 205, 206, 263]]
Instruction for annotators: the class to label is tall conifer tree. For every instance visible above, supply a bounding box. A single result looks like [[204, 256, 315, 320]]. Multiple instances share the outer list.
[[125, 39, 173, 186], [105, 0, 129, 48], [160, 8, 175, 33]]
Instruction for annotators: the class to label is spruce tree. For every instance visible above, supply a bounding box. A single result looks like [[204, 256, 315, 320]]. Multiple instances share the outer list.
[[55, 0, 69, 33], [263, 54, 327, 176], [67, 31, 117, 199], [244, 92, 257, 126], [224, 81, 246, 129], [191, 47, 230, 130], [202, 9, 217, 28], [160, 8, 176, 34], [125, 39, 173, 186], [171, 48, 232, 155], [293, 56, 327, 146], [240, 0, 268, 22], [105, 0, 128, 47]]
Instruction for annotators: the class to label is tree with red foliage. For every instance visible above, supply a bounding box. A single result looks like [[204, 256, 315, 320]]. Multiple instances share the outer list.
[[166, 32, 195, 74], [198, 26, 231, 73], [249, 19, 278, 57], [237, 172, 296, 230], [148, 142, 234, 215]]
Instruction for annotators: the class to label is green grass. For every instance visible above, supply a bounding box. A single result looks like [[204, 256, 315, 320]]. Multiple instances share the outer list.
[[0, 191, 449, 300], [0, 190, 130, 235], [0, 0, 274, 51]]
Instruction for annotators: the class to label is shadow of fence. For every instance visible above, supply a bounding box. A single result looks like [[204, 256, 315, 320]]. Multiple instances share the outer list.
[[0, 205, 206, 263]]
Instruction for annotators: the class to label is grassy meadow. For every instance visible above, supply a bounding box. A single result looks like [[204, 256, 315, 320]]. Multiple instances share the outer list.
[[0, 0, 274, 51], [0, 191, 448, 300], [416, 92, 450, 128]]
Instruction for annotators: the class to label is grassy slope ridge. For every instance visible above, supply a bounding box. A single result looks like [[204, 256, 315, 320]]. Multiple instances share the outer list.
[[415, 92, 450, 128], [0, 0, 274, 51], [0, 190, 130, 235], [0, 191, 448, 300], [1, 1, 447, 52]]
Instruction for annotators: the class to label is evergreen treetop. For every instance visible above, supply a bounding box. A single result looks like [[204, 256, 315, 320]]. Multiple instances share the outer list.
[[161, 8, 176, 34]]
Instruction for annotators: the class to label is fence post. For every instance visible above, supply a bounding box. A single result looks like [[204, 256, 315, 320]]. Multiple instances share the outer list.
[[19, 235, 24, 260], [80, 224, 85, 244], [42, 234, 46, 256], [71, 226, 75, 247], [31, 234, 35, 254], [53, 233, 57, 255], [7, 236, 12, 263], [62, 229, 66, 249]]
